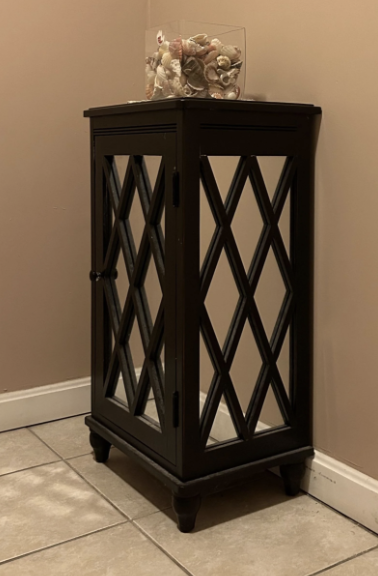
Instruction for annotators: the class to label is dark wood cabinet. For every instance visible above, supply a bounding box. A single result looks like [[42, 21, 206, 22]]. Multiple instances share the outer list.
[[84, 98, 321, 532]]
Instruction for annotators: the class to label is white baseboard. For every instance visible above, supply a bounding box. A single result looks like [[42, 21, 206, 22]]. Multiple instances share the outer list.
[[200, 392, 378, 534], [0, 377, 92, 432], [2, 383, 377, 535], [0, 369, 144, 433]]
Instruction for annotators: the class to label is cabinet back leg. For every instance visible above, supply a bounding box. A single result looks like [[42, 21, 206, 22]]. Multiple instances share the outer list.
[[280, 462, 306, 496], [172, 495, 202, 533], [90, 431, 111, 463]]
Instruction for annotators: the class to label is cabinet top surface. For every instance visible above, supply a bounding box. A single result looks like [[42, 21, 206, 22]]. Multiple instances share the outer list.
[[84, 98, 321, 118]]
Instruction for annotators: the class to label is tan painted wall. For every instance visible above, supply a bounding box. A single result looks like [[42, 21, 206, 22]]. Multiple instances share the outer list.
[[147, 1, 378, 480], [3, 0, 378, 483], [0, 0, 145, 392]]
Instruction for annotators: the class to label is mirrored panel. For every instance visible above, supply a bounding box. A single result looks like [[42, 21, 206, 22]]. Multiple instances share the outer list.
[[199, 154, 292, 449], [254, 247, 286, 341], [257, 156, 287, 201], [208, 156, 240, 204]]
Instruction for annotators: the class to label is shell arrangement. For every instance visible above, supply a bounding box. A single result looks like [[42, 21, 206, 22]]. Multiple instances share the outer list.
[[146, 30, 243, 101]]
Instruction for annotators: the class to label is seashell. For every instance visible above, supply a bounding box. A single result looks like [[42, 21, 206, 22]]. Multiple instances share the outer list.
[[224, 84, 241, 99], [217, 55, 231, 70], [210, 38, 223, 53], [170, 58, 181, 77], [170, 76, 186, 97], [157, 30, 165, 46], [158, 41, 169, 58], [224, 90, 237, 100], [211, 92, 223, 99], [182, 56, 208, 91], [195, 44, 210, 57], [146, 55, 158, 71], [220, 45, 241, 63], [184, 84, 195, 96], [182, 39, 197, 56], [161, 52, 172, 68], [195, 89, 209, 98], [208, 83, 223, 94], [169, 38, 183, 61], [161, 79, 172, 97], [189, 33, 208, 46], [146, 71, 156, 86], [203, 49, 219, 64], [187, 82, 205, 92], [220, 73, 231, 87], [146, 83, 154, 100], [205, 62, 220, 83], [151, 85, 164, 101], [231, 60, 243, 70], [228, 67, 240, 79], [180, 73, 187, 86], [156, 65, 168, 84]]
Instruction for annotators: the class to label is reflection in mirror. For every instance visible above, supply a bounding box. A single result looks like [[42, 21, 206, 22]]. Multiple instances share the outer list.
[[114, 250, 129, 310], [110, 331, 133, 408], [277, 326, 290, 398], [129, 187, 144, 256], [113, 371, 128, 407], [254, 247, 286, 341], [257, 384, 285, 432], [208, 156, 240, 204], [129, 316, 144, 375], [205, 249, 239, 349], [113, 156, 130, 187], [231, 176, 263, 272], [206, 395, 239, 446], [143, 385, 162, 430], [199, 332, 214, 419], [143, 255, 162, 326], [144, 156, 162, 193], [198, 155, 292, 449], [200, 180, 216, 269], [279, 187, 291, 257], [160, 206, 165, 239], [229, 319, 261, 413], [256, 156, 286, 201]]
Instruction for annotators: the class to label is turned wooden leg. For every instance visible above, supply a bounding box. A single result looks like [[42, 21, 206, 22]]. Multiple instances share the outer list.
[[280, 462, 306, 496], [172, 495, 202, 533], [89, 431, 111, 463]]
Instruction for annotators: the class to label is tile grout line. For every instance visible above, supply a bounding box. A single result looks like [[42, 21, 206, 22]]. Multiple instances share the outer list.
[[64, 457, 194, 575], [0, 522, 128, 567], [18, 427, 378, 576], [131, 520, 196, 576], [0, 458, 62, 479], [66, 458, 193, 576], [306, 491, 378, 538], [27, 429, 174, 526], [27, 427, 193, 574], [306, 544, 378, 576], [27, 428, 133, 522]]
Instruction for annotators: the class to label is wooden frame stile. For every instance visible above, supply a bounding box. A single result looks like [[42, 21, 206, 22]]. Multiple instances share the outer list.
[[85, 99, 321, 533]]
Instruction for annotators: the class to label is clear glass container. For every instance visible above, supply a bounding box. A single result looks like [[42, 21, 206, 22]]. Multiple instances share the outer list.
[[145, 20, 246, 101]]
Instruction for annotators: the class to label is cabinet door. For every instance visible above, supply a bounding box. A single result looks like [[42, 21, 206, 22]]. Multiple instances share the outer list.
[[91, 133, 177, 465]]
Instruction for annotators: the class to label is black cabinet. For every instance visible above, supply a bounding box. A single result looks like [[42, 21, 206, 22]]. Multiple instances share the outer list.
[[84, 98, 321, 532]]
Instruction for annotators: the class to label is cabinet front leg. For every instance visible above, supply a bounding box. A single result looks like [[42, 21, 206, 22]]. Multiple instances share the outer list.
[[172, 495, 202, 533], [280, 462, 306, 496], [89, 431, 111, 463]]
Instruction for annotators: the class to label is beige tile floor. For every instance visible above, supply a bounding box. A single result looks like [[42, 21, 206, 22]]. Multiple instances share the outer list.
[[1, 416, 378, 575]]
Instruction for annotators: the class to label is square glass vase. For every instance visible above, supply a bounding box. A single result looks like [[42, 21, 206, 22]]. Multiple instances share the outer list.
[[145, 20, 246, 101]]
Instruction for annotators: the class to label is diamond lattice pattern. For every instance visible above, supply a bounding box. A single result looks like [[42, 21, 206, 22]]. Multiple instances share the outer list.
[[199, 155, 297, 447], [101, 155, 165, 431]]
